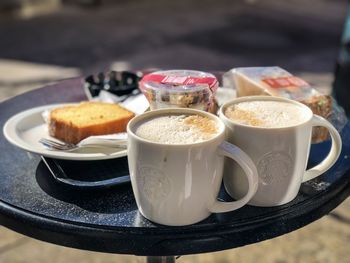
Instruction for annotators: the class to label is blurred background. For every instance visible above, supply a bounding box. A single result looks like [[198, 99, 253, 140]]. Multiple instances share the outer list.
[[0, 0, 349, 262]]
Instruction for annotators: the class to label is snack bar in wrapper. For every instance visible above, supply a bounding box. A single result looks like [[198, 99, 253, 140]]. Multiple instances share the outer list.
[[223, 67, 332, 143]]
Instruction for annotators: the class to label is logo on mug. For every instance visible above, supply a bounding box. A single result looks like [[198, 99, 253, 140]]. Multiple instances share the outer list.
[[257, 151, 293, 185], [138, 166, 171, 202]]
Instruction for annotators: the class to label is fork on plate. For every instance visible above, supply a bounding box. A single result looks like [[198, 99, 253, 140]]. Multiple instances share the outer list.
[[39, 138, 127, 152]]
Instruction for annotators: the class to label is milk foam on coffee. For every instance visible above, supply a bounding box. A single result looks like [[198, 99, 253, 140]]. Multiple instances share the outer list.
[[135, 114, 218, 144], [225, 101, 306, 128]]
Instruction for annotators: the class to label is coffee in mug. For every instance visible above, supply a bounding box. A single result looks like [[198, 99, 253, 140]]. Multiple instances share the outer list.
[[224, 100, 307, 128], [219, 96, 342, 207], [135, 114, 218, 144], [127, 108, 259, 226]]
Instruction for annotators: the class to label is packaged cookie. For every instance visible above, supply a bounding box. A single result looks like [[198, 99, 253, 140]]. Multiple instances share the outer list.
[[223, 67, 333, 143]]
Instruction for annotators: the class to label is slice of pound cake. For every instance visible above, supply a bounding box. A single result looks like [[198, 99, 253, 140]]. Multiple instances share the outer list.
[[48, 102, 135, 144]]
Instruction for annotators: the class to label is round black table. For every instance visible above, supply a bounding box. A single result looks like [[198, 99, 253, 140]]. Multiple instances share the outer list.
[[1, 78, 350, 262]]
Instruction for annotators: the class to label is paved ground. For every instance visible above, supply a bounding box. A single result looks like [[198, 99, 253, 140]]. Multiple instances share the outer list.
[[0, 0, 350, 262]]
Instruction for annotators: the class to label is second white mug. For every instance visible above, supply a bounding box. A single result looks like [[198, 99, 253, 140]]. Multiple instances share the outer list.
[[219, 96, 342, 207]]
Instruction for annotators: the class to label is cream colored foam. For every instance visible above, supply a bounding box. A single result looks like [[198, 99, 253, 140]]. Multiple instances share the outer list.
[[225, 101, 307, 128], [135, 115, 218, 144]]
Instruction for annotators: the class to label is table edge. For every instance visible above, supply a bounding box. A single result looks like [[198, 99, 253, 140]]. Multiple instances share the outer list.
[[0, 171, 349, 256]]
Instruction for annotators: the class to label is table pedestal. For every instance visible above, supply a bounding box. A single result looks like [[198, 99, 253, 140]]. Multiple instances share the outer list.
[[146, 256, 175, 263]]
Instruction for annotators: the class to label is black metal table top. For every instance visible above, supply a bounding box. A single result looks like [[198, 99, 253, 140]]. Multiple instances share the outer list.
[[0, 78, 350, 256]]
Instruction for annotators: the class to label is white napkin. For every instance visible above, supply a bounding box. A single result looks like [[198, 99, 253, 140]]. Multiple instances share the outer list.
[[77, 133, 127, 147], [89, 90, 149, 115]]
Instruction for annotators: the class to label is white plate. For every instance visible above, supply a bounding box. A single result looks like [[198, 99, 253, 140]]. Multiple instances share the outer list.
[[3, 104, 128, 160]]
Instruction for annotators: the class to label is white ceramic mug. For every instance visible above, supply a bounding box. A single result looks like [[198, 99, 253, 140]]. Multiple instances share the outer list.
[[127, 108, 259, 226], [219, 96, 342, 207]]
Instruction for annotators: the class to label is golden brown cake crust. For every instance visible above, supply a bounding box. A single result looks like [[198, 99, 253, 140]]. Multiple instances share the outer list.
[[48, 102, 134, 144]]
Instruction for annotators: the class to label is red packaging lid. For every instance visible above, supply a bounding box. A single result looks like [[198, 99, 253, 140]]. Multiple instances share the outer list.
[[139, 70, 218, 93]]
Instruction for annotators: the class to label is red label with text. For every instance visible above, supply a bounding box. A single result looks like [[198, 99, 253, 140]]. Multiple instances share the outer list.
[[262, 76, 309, 89], [140, 74, 218, 91]]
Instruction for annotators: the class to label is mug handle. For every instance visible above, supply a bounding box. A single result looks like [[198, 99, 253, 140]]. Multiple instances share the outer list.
[[302, 115, 342, 183], [209, 141, 259, 213]]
